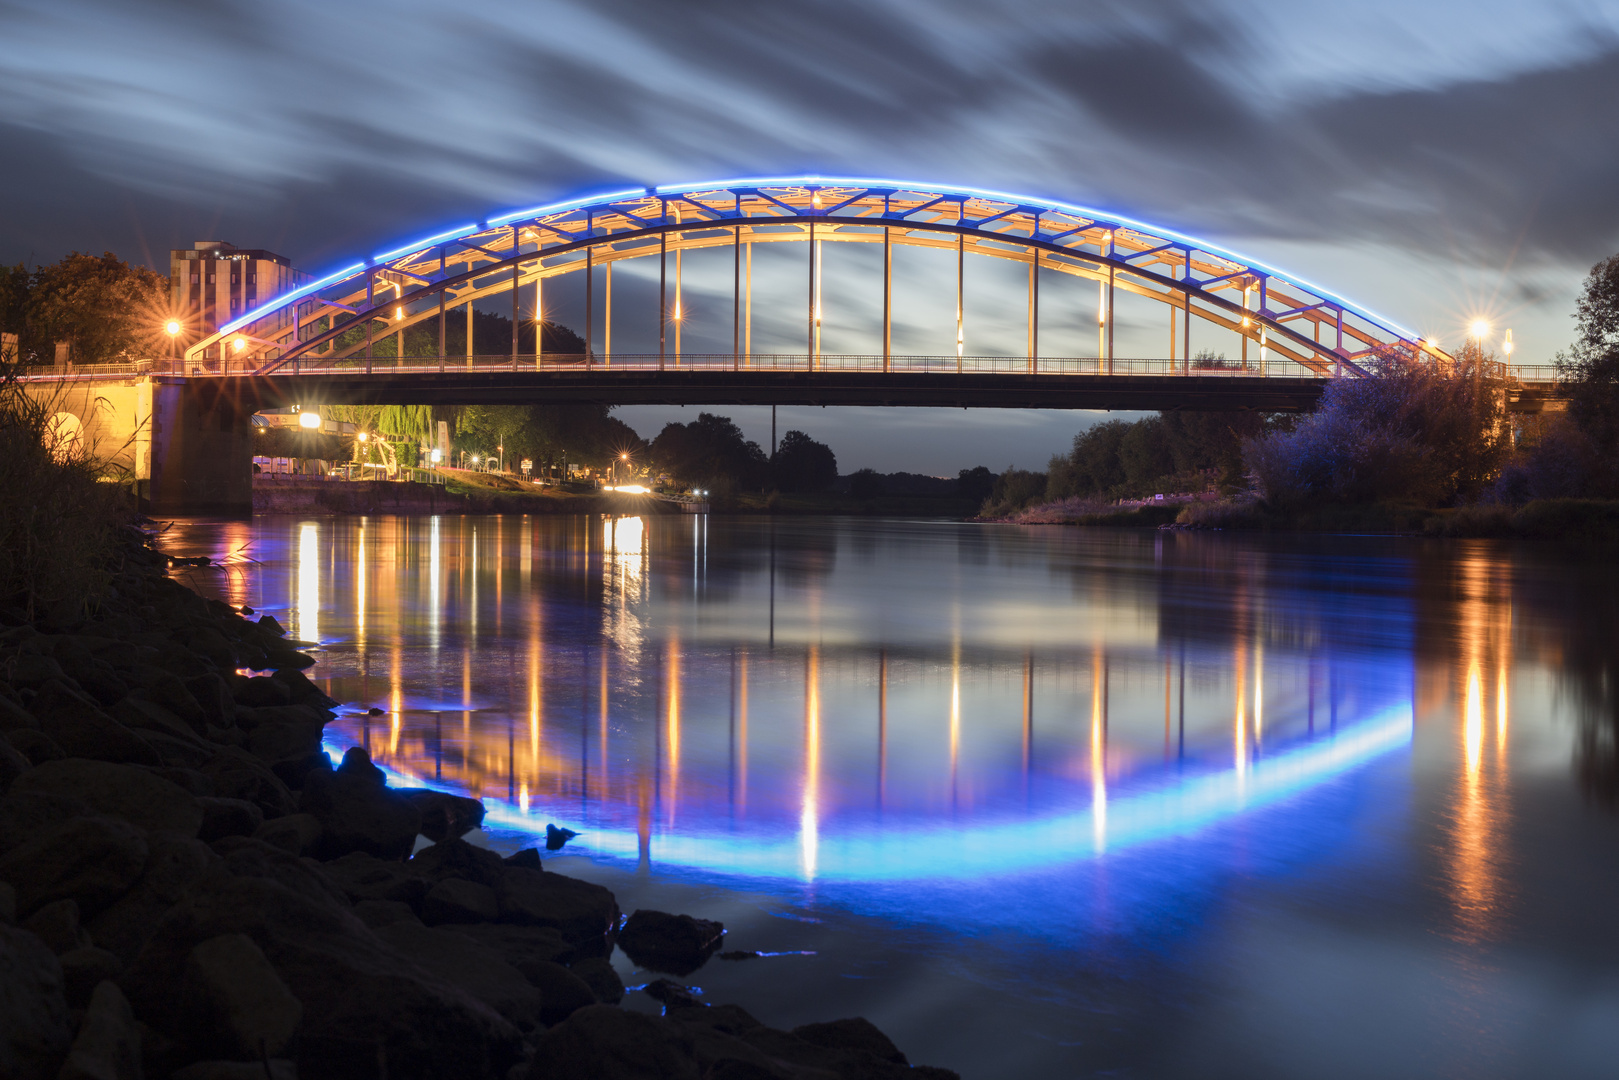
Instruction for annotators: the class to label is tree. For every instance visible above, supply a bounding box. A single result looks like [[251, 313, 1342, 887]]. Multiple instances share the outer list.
[[651, 412, 768, 491], [849, 468, 884, 499], [956, 466, 995, 503], [1559, 252, 1619, 487], [771, 430, 838, 492], [27, 252, 166, 364], [982, 467, 1047, 516]]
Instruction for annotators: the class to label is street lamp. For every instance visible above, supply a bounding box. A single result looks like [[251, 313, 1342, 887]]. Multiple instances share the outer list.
[[1470, 320, 1489, 341], [164, 320, 180, 373], [298, 410, 322, 430]]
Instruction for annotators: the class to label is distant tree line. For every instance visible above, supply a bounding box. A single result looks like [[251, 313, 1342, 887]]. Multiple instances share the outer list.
[[648, 413, 839, 494]]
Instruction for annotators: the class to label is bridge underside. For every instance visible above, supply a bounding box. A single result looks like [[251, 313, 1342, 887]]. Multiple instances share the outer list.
[[235, 370, 1329, 413]]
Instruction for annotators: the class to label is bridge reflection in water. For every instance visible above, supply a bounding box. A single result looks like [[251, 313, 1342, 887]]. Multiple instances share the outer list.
[[226, 514, 1452, 891]]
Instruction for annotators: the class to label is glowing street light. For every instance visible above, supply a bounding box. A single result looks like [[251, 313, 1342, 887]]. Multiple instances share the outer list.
[[298, 410, 322, 430], [1502, 329, 1515, 357], [1470, 320, 1489, 341], [164, 320, 181, 336]]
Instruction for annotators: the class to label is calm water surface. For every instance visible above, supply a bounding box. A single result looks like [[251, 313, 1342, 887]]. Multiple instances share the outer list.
[[160, 515, 1619, 1080]]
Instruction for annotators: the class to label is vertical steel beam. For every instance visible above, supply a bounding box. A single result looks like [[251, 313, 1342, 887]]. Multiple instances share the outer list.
[[659, 227, 667, 371], [1106, 233, 1115, 376], [745, 238, 753, 366], [807, 218, 816, 369], [732, 220, 740, 371], [882, 226, 892, 373], [365, 270, 373, 374], [956, 232, 964, 373], [1027, 248, 1038, 374], [585, 245, 593, 372], [605, 261, 612, 366], [1183, 252, 1191, 375], [536, 271, 544, 370], [465, 293, 472, 369], [511, 227, 520, 372], [674, 247, 682, 366], [438, 248, 446, 372]]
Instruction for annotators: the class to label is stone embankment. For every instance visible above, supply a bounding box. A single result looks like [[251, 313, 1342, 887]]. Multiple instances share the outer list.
[[0, 531, 957, 1080]]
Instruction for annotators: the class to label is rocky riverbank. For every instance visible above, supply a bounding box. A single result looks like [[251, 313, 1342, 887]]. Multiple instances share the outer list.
[[0, 527, 957, 1080]]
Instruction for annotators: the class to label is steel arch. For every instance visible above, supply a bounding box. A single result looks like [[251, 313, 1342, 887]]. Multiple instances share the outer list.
[[189, 178, 1446, 376]]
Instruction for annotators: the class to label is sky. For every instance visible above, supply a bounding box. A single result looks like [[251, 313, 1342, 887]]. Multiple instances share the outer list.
[[4, 0, 1619, 473]]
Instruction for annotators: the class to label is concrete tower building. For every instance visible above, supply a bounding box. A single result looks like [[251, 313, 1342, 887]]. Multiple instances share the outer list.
[[169, 241, 310, 340]]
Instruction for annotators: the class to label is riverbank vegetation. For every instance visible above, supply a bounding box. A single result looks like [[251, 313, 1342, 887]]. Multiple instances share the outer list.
[[995, 252, 1619, 540]]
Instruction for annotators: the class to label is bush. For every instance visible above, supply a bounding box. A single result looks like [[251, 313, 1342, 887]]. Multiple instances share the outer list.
[[1244, 348, 1509, 509], [0, 363, 131, 619]]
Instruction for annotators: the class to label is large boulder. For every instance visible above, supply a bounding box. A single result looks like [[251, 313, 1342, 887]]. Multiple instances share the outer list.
[[373, 922, 544, 1033], [196, 797, 264, 842], [399, 789, 486, 843], [59, 946, 122, 1010], [10, 759, 203, 836], [422, 879, 499, 925], [84, 833, 217, 966], [0, 923, 70, 1080], [252, 813, 322, 857], [617, 909, 725, 976], [320, 852, 428, 908], [0, 815, 148, 919], [0, 736, 28, 794], [497, 866, 620, 950], [27, 681, 160, 767], [180, 933, 303, 1059], [527, 1005, 702, 1080], [200, 748, 297, 820], [300, 748, 420, 861], [409, 836, 506, 889], [791, 1018, 909, 1065], [516, 959, 598, 1026], [21, 898, 90, 954], [57, 979, 141, 1080], [567, 956, 624, 1005], [124, 874, 522, 1080]]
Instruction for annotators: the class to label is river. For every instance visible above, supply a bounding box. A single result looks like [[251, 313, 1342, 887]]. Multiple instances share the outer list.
[[157, 514, 1619, 1080]]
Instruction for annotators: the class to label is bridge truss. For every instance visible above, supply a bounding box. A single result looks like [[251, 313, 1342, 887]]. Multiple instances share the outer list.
[[190, 178, 1447, 379]]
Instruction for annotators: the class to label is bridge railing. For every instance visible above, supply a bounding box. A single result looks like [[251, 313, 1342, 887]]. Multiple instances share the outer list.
[[247, 352, 1341, 379]]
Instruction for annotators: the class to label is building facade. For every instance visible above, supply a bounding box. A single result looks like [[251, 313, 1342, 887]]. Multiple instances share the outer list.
[[169, 241, 310, 342]]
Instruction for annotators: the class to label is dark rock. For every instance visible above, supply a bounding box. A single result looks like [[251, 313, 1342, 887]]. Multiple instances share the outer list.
[[255, 614, 287, 638], [244, 713, 328, 766], [366, 707, 385, 716], [704, 1061, 782, 1080], [182, 625, 237, 670], [320, 851, 428, 908], [351, 899, 419, 929], [197, 797, 264, 841], [642, 977, 704, 1009], [125, 872, 522, 1080], [300, 748, 420, 861], [58, 979, 141, 1080], [231, 675, 292, 708], [11, 758, 203, 836], [0, 815, 149, 919], [503, 847, 542, 870], [617, 909, 726, 976], [270, 668, 337, 707], [265, 647, 316, 671], [791, 1018, 908, 1065], [110, 696, 208, 747], [183, 673, 233, 729], [661, 1007, 792, 1080], [718, 950, 762, 961], [209, 836, 352, 911], [410, 835, 506, 889], [142, 765, 214, 796], [59, 946, 123, 1010], [271, 750, 332, 791], [498, 866, 620, 950], [0, 923, 71, 1080], [0, 880, 13, 922], [6, 651, 66, 689], [129, 671, 209, 733], [0, 788, 91, 855], [252, 812, 322, 857], [545, 823, 578, 851], [141, 730, 217, 769], [374, 922, 545, 1032], [0, 693, 39, 731], [0, 735, 28, 794], [517, 959, 597, 1025], [399, 789, 486, 842], [201, 748, 298, 820], [22, 898, 90, 954], [172, 1060, 296, 1080], [3, 728, 66, 766], [84, 834, 217, 965], [567, 956, 624, 1004], [236, 703, 329, 731], [180, 932, 303, 1059], [27, 680, 161, 767], [422, 878, 499, 924], [437, 922, 573, 968], [527, 1004, 701, 1080]]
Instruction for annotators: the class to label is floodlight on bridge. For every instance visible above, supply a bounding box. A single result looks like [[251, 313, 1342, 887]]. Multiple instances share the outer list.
[[185, 176, 1447, 380]]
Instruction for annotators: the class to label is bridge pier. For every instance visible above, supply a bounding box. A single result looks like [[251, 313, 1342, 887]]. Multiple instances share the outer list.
[[32, 376, 255, 517]]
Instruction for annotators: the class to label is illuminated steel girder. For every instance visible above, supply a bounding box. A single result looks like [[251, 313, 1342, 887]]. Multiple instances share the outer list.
[[191, 178, 1447, 375]]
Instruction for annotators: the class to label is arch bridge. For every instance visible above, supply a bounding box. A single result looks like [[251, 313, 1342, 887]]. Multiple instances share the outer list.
[[183, 176, 1453, 413]]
